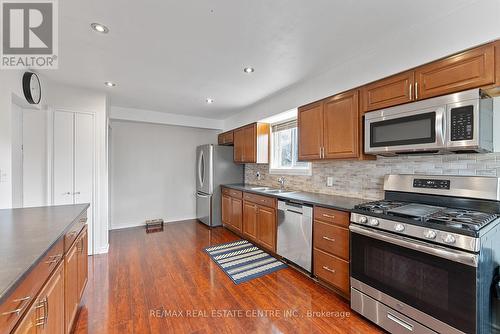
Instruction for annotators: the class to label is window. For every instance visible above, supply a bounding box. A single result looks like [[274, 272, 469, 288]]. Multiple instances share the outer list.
[[269, 119, 311, 175]]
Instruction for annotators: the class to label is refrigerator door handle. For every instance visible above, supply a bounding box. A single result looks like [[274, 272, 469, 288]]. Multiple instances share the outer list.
[[198, 149, 204, 189], [196, 192, 210, 198]]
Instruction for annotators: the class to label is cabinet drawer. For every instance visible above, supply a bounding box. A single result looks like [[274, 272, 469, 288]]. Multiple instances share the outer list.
[[243, 192, 276, 208], [313, 221, 349, 260], [0, 237, 64, 334], [65, 212, 87, 252], [222, 187, 242, 199], [314, 249, 349, 295], [313, 207, 349, 227]]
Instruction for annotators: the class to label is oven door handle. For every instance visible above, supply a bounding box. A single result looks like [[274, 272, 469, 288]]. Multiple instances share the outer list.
[[349, 225, 478, 267]]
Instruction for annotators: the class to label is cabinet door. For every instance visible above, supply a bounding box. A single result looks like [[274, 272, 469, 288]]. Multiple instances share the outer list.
[[298, 101, 323, 161], [242, 201, 258, 241], [361, 71, 414, 112], [77, 228, 88, 300], [243, 125, 256, 163], [323, 90, 359, 159], [257, 206, 276, 251], [230, 198, 242, 232], [233, 128, 245, 163], [415, 44, 495, 100], [53, 111, 74, 205], [221, 194, 232, 226], [38, 262, 65, 334], [64, 244, 78, 334]]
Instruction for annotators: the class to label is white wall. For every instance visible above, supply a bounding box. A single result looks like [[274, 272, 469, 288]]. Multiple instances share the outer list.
[[224, 1, 500, 129], [110, 120, 218, 229]]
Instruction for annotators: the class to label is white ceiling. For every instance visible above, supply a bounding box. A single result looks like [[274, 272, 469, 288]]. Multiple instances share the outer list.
[[41, 0, 476, 119]]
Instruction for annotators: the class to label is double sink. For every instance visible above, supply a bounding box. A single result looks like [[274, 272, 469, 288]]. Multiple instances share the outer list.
[[249, 186, 297, 195]]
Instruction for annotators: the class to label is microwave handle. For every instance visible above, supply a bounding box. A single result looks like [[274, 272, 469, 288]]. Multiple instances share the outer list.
[[435, 107, 446, 147]]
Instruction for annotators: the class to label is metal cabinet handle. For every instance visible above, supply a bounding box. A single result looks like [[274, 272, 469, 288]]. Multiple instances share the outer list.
[[80, 217, 88, 223], [415, 82, 419, 100], [322, 236, 335, 242], [1, 296, 31, 316], [322, 266, 336, 274], [45, 254, 62, 266], [387, 313, 414, 331], [34, 297, 48, 327], [73, 191, 81, 195], [409, 83, 412, 100], [322, 214, 335, 219]]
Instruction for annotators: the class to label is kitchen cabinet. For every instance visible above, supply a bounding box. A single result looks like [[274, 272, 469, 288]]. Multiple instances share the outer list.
[[361, 43, 497, 112], [221, 188, 243, 233], [218, 131, 234, 146], [233, 123, 270, 164], [64, 242, 78, 334], [243, 192, 277, 252], [313, 206, 350, 298], [242, 201, 258, 241], [298, 89, 362, 161], [12, 300, 37, 334], [323, 91, 359, 159], [37, 262, 65, 334], [297, 101, 323, 160], [415, 43, 495, 100], [361, 71, 415, 112], [77, 228, 88, 300]]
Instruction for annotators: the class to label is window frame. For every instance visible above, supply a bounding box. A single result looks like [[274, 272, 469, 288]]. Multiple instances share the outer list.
[[269, 118, 312, 176]]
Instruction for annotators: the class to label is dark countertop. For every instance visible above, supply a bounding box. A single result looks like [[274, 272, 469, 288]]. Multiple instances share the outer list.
[[222, 184, 369, 211], [0, 204, 89, 304]]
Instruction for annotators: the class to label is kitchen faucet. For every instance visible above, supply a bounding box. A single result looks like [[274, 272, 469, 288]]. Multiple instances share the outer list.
[[278, 177, 286, 190]]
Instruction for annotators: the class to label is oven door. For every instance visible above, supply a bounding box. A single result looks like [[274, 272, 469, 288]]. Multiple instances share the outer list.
[[350, 225, 478, 334], [364, 107, 446, 155]]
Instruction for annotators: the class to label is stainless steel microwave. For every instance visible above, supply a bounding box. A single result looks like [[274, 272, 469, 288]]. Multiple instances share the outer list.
[[364, 89, 493, 156]]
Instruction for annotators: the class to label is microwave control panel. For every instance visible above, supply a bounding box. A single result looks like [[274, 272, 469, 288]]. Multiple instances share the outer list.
[[413, 179, 451, 190], [450, 105, 474, 141]]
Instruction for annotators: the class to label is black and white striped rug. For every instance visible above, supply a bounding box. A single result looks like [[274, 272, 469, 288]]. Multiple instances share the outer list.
[[204, 240, 287, 284]]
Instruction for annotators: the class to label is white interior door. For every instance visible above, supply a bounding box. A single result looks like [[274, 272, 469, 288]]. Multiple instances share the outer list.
[[74, 113, 94, 252], [53, 111, 74, 205]]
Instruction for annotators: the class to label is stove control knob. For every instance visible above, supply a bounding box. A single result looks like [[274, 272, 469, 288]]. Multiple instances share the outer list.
[[442, 234, 456, 244], [359, 216, 368, 224], [368, 218, 379, 226], [424, 230, 437, 240], [394, 223, 405, 232]]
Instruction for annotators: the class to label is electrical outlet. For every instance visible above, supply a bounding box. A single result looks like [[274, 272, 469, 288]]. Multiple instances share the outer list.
[[0, 170, 7, 183], [327, 176, 334, 187]]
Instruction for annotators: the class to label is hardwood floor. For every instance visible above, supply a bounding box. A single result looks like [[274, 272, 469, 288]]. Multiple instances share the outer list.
[[73, 220, 383, 334]]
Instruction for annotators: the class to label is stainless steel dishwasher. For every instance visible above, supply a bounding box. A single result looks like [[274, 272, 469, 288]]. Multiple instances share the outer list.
[[277, 200, 313, 272]]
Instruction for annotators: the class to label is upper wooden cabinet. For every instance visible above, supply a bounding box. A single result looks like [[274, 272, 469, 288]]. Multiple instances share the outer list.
[[233, 123, 270, 164], [298, 90, 362, 161], [361, 42, 498, 112], [323, 90, 359, 159], [415, 44, 495, 100], [297, 101, 323, 160], [361, 71, 415, 112], [218, 131, 234, 146]]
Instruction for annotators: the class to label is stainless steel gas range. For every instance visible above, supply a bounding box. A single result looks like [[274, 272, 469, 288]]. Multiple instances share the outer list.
[[350, 174, 500, 334]]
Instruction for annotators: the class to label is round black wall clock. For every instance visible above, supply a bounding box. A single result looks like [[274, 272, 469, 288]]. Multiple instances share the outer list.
[[22, 72, 42, 104]]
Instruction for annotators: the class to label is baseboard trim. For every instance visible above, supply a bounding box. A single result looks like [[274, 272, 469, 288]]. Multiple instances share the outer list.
[[109, 217, 198, 230]]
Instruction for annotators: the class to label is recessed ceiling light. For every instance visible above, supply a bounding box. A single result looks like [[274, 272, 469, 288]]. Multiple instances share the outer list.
[[104, 81, 116, 87], [206, 98, 215, 104], [91, 23, 109, 34], [243, 67, 255, 73]]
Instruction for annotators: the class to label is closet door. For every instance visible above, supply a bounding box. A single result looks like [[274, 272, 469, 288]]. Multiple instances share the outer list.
[[53, 111, 74, 205], [74, 113, 93, 205]]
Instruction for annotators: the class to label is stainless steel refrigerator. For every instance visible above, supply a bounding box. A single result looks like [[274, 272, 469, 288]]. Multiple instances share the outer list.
[[196, 144, 243, 227]]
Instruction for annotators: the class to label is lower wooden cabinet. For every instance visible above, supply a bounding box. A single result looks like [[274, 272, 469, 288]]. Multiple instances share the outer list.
[[313, 206, 351, 298], [64, 242, 79, 334], [242, 201, 258, 241], [65, 225, 88, 334], [222, 188, 277, 253], [14, 262, 65, 334]]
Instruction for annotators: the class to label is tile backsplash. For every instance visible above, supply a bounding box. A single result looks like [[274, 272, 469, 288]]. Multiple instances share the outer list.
[[244, 153, 500, 200]]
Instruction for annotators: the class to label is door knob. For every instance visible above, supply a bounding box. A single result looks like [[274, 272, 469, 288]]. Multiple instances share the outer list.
[[62, 192, 71, 195], [74, 192, 81, 195]]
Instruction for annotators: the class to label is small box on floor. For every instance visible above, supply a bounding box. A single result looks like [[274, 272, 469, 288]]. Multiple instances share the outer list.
[[145, 219, 164, 233]]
